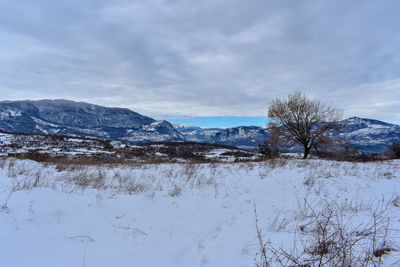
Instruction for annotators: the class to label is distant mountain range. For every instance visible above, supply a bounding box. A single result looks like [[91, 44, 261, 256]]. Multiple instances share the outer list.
[[0, 100, 184, 143], [173, 123, 269, 150], [332, 117, 400, 152], [0, 99, 399, 153], [174, 118, 400, 153]]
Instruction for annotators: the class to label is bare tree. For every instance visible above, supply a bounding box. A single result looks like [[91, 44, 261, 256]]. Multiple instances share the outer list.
[[267, 92, 342, 159], [259, 123, 280, 158], [387, 143, 400, 159]]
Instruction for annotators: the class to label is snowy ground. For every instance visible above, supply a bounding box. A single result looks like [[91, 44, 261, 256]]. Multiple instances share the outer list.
[[0, 157, 399, 266]]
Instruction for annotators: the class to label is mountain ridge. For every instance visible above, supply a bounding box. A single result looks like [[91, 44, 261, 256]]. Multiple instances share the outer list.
[[0, 99, 185, 143], [1, 99, 400, 152], [175, 117, 400, 152]]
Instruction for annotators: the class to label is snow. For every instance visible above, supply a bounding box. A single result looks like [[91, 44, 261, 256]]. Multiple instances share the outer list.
[[0, 110, 22, 119], [0, 158, 399, 266], [31, 117, 60, 128], [0, 133, 14, 145], [171, 122, 190, 128], [35, 125, 49, 134], [350, 127, 390, 138], [66, 138, 85, 143]]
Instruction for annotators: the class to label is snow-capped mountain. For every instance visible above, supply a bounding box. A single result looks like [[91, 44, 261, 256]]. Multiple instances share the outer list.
[[0, 100, 185, 143], [333, 117, 400, 152], [174, 124, 268, 149], [172, 123, 222, 143], [175, 117, 400, 152], [1, 99, 399, 152]]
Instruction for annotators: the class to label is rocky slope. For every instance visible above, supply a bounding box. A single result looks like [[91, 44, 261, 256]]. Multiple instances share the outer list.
[[174, 125, 268, 150], [0, 100, 185, 143], [333, 117, 400, 152]]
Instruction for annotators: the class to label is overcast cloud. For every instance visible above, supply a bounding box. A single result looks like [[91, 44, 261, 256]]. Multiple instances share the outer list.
[[0, 0, 400, 122]]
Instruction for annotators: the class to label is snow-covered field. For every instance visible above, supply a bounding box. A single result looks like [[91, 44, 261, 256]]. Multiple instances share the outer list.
[[0, 157, 399, 266]]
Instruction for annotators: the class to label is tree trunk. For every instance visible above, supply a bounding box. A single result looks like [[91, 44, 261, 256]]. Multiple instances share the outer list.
[[303, 146, 310, 159]]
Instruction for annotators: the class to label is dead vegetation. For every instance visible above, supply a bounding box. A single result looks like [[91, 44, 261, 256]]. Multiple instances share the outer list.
[[0, 157, 223, 198], [4, 138, 255, 164], [255, 197, 397, 267], [0, 155, 399, 265]]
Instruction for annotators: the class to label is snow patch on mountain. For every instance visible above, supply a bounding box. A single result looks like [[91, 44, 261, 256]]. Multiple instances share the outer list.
[[0, 110, 21, 119]]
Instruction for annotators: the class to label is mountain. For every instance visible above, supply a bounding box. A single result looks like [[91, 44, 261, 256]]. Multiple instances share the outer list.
[[210, 126, 269, 148], [1, 99, 399, 153], [175, 117, 400, 153], [174, 124, 268, 150], [171, 123, 221, 142], [332, 117, 400, 153], [0, 99, 185, 143]]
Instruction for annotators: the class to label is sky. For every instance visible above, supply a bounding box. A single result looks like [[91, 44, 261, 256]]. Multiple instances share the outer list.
[[1, 0, 400, 127]]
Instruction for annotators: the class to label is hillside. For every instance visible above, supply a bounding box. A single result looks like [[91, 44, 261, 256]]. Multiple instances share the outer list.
[[0, 100, 184, 143], [0, 130, 254, 163], [334, 117, 400, 152]]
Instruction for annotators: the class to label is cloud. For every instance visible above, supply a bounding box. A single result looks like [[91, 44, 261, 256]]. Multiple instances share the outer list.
[[0, 0, 400, 121]]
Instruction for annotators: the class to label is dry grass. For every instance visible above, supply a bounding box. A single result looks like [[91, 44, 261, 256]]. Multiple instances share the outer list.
[[256, 201, 395, 266], [0, 156, 399, 265], [0, 157, 225, 199]]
